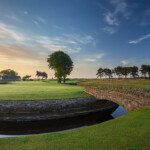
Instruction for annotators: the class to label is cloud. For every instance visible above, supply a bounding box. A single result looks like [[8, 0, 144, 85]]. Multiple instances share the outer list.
[[129, 34, 150, 44], [0, 22, 95, 54], [52, 25, 62, 29], [72, 53, 106, 78], [24, 11, 28, 15], [95, 53, 105, 59], [103, 0, 129, 26], [84, 58, 96, 62], [35, 34, 95, 53], [121, 60, 129, 65], [0, 23, 27, 43], [32, 16, 46, 26], [62, 34, 95, 45], [0, 44, 51, 77], [102, 0, 131, 34], [4, 14, 20, 22], [103, 12, 119, 26], [0, 45, 40, 60], [36, 16, 46, 24], [111, 0, 129, 18], [102, 26, 117, 34], [84, 53, 105, 62]]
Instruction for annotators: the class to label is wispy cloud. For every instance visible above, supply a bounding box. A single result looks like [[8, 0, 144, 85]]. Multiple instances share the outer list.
[[102, 26, 117, 34], [36, 16, 46, 24], [103, 12, 119, 26], [111, 0, 129, 18], [0, 23, 28, 43], [62, 34, 95, 45], [52, 25, 62, 30], [129, 34, 150, 44], [35, 34, 95, 53], [84, 58, 96, 62], [84, 53, 105, 62], [32, 16, 46, 27], [0, 44, 50, 77], [0, 44, 42, 65], [103, 0, 129, 26], [101, 0, 131, 34], [0, 22, 95, 54], [4, 14, 20, 22]]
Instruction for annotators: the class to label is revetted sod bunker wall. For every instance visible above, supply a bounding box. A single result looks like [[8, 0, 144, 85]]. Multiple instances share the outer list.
[[85, 87, 150, 111], [0, 98, 118, 122]]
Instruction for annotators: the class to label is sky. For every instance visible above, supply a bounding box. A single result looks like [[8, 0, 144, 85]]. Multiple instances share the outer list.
[[0, 0, 150, 78]]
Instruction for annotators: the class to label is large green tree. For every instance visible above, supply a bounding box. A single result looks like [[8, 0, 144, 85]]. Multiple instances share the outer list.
[[47, 51, 73, 83]]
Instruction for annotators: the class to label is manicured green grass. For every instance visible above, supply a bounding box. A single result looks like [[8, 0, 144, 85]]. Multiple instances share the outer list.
[[80, 79, 150, 90], [0, 79, 149, 149], [0, 80, 89, 100], [0, 108, 149, 150]]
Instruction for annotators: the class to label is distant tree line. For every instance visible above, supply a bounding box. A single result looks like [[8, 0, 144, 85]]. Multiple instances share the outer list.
[[0, 69, 21, 81], [22, 71, 48, 81], [22, 75, 31, 81], [97, 65, 150, 79], [0, 69, 48, 81]]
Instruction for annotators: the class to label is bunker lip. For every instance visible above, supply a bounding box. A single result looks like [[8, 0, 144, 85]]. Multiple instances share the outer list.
[[0, 98, 118, 122]]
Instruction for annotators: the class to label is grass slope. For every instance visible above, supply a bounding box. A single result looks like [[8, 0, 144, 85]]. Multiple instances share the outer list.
[[0, 81, 88, 100], [0, 108, 149, 150]]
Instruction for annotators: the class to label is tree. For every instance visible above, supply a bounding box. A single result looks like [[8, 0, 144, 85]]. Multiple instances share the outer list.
[[96, 68, 104, 78], [41, 72, 48, 79], [36, 71, 48, 79], [147, 65, 150, 78], [22, 75, 31, 81], [130, 66, 139, 78], [114, 66, 131, 78], [141, 65, 148, 78], [113, 66, 123, 78], [0, 74, 2, 80], [141, 65, 150, 79], [47, 51, 73, 83], [103, 68, 112, 78], [121, 67, 131, 78], [0, 69, 21, 81]]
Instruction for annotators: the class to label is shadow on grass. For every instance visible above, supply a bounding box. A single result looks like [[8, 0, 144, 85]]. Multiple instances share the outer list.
[[0, 81, 11, 84]]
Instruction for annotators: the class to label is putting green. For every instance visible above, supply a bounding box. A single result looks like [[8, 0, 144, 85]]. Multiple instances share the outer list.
[[0, 81, 89, 100]]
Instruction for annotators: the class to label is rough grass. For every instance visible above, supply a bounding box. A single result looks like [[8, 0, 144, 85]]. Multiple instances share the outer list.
[[0, 80, 89, 100], [80, 79, 150, 90], [0, 108, 149, 150]]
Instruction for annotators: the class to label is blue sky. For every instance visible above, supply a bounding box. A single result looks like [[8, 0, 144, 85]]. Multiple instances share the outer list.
[[0, 0, 150, 78]]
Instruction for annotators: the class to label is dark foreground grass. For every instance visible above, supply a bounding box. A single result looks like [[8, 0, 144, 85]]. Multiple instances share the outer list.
[[80, 79, 150, 90], [0, 108, 149, 150], [0, 80, 89, 100]]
